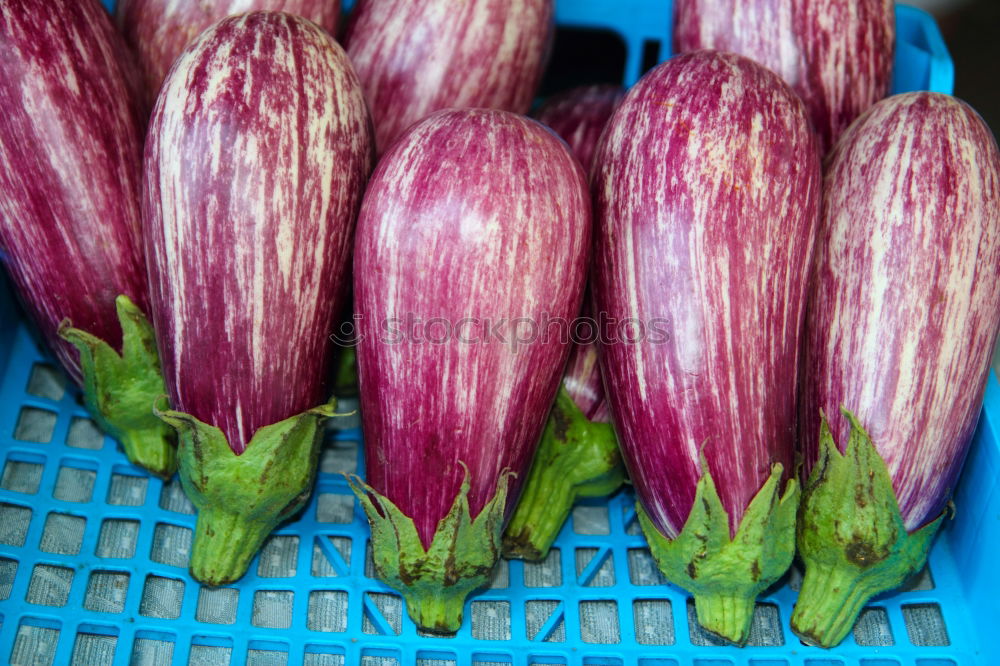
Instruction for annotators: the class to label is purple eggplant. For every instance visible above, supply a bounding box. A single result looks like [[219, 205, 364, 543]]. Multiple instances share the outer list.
[[533, 84, 625, 172], [343, 0, 553, 155], [793, 92, 1000, 647], [144, 11, 373, 585], [0, 0, 174, 477], [116, 0, 341, 106], [350, 108, 590, 632], [505, 86, 626, 561], [674, 0, 894, 153], [591, 50, 821, 644]]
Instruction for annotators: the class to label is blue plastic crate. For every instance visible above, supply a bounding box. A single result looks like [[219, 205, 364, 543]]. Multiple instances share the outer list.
[[2, 2, 988, 665]]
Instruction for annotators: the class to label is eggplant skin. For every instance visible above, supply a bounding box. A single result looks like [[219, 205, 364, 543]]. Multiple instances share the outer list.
[[0, 0, 148, 385], [534, 84, 626, 174], [674, 0, 893, 153], [533, 86, 625, 421], [343, 0, 553, 154], [562, 336, 610, 423], [801, 92, 1000, 531], [144, 11, 373, 454], [592, 50, 821, 539], [116, 0, 341, 105], [354, 109, 590, 549]]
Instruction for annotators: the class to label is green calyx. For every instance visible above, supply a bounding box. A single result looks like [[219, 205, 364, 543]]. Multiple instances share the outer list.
[[59, 294, 176, 478], [503, 386, 623, 561], [792, 409, 944, 648], [332, 346, 359, 397], [155, 399, 336, 586], [347, 466, 513, 634], [638, 458, 799, 646]]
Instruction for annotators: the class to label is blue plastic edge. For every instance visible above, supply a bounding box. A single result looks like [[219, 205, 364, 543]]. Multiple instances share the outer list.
[[0, 271, 14, 382], [893, 4, 956, 95]]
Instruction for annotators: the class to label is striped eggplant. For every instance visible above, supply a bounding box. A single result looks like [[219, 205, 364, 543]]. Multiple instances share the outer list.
[[144, 11, 373, 585], [591, 50, 821, 644], [350, 108, 590, 632], [116, 0, 341, 105], [673, 0, 894, 153], [793, 92, 1000, 647], [503, 84, 625, 560], [0, 0, 175, 477], [533, 84, 626, 172], [343, 0, 553, 154]]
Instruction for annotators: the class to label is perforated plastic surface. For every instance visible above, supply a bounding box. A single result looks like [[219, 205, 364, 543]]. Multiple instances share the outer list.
[[2, 2, 989, 665]]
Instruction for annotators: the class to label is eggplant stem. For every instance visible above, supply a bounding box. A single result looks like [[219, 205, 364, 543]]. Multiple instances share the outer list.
[[503, 386, 622, 561], [792, 408, 945, 647], [347, 468, 513, 633], [694, 592, 756, 646], [156, 400, 335, 586], [637, 460, 799, 646]]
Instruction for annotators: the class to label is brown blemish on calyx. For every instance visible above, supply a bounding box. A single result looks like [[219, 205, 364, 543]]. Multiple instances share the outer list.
[[844, 539, 890, 568]]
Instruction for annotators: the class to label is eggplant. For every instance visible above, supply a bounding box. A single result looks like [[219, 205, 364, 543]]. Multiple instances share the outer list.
[[0, 0, 174, 477], [793, 92, 1000, 647], [673, 0, 894, 153], [116, 0, 341, 105], [143, 11, 373, 585], [591, 50, 821, 644], [533, 84, 626, 172], [504, 85, 626, 560], [350, 108, 590, 632], [343, 0, 553, 154]]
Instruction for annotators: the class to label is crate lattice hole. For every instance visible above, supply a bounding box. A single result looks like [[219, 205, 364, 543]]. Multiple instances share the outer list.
[[150, 521, 193, 567], [312, 535, 351, 577], [96, 518, 138, 559], [523, 548, 561, 588], [854, 607, 894, 646], [0, 457, 43, 494], [576, 546, 615, 587], [363, 592, 402, 635], [70, 630, 117, 666], [53, 463, 95, 502], [83, 571, 129, 614], [579, 600, 620, 644], [39, 512, 84, 555], [66, 416, 103, 450], [14, 407, 56, 443], [902, 603, 949, 646], [251, 590, 294, 629], [139, 575, 184, 619], [633, 598, 674, 645], [196, 586, 239, 625], [26, 564, 73, 607], [471, 601, 511, 640], [26, 363, 65, 401], [307, 589, 348, 632], [257, 534, 299, 578], [526, 599, 565, 642], [106, 470, 148, 506]]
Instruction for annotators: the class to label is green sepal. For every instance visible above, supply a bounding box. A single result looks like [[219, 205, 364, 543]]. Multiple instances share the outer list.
[[503, 386, 624, 561], [332, 346, 359, 397], [155, 399, 336, 586], [59, 294, 176, 478], [637, 458, 799, 646], [347, 466, 513, 633], [792, 409, 944, 648]]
